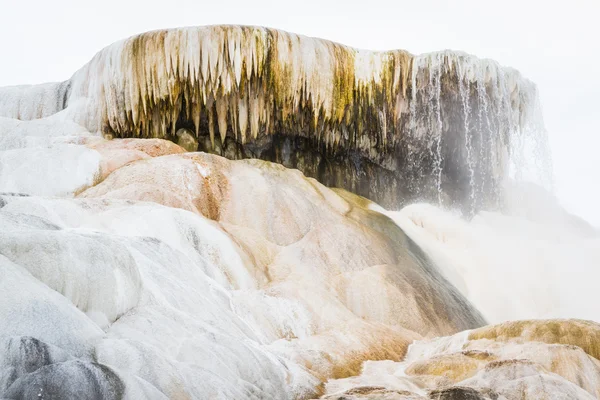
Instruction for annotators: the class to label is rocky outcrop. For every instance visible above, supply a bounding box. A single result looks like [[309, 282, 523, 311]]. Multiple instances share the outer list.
[[323, 319, 600, 399], [0, 26, 550, 212]]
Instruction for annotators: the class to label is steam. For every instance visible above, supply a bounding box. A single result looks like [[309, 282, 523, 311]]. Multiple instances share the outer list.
[[380, 182, 599, 323]]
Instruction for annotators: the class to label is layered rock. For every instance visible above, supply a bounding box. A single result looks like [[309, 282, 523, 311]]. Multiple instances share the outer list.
[[323, 319, 600, 399], [0, 26, 550, 212]]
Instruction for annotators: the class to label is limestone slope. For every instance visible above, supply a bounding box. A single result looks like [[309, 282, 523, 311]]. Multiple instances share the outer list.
[[0, 126, 484, 398]]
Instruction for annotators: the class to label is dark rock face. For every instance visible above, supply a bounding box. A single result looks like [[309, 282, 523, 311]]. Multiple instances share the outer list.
[[3, 337, 65, 375], [0, 336, 125, 400], [193, 132, 408, 209], [429, 387, 498, 400], [2, 360, 125, 400], [0, 337, 72, 393]]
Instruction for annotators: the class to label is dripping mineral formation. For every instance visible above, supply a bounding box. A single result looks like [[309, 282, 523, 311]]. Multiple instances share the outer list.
[[1, 26, 596, 400], [0, 26, 549, 212]]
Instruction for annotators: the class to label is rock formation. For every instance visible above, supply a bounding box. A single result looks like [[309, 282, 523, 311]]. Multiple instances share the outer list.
[[323, 319, 600, 399], [0, 26, 593, 400], [0, 26, 550, 212], [0, 134, 486, 398]]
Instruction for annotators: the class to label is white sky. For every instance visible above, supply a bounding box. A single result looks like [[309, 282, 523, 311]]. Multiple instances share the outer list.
[[1, 0, 598, 225]]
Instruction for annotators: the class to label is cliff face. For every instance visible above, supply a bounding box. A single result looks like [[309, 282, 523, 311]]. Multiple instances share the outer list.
[[0, 26, 549, 213]]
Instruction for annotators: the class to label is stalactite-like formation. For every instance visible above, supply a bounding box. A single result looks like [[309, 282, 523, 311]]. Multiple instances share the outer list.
[[0, 26, 549, 212], [67, 27, 413, 157], [406, 51, 548, 210]]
